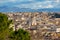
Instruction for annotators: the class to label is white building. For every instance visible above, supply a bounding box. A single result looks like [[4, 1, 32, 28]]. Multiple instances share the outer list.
[[56, 28, 60, 32]]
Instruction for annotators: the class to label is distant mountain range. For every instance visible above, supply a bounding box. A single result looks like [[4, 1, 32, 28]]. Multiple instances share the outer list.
[[0, 6, 60, 12]]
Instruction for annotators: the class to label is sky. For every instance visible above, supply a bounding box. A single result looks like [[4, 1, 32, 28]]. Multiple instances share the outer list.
[[0, 0, 60, 9]]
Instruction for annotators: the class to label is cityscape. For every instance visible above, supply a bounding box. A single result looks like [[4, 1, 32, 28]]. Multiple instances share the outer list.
[[5, 12, 60, 40], [0, 0, 60, 40]]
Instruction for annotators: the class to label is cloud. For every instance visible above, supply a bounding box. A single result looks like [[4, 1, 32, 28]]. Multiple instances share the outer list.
[[15, 1, 54, 9], [56, 0, 60, 2], [0, 0, 15, 2], [0, 0, 60, 9], [0, 0, 17, 4]]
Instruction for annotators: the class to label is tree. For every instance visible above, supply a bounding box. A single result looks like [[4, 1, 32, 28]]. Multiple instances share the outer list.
[[0, 13, 12, 40], [0, 13, 30, 40], [9, 29, 30, 40]]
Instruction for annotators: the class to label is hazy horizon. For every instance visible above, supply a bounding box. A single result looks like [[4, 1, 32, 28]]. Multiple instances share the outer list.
[[0, 0, 60, 12]]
